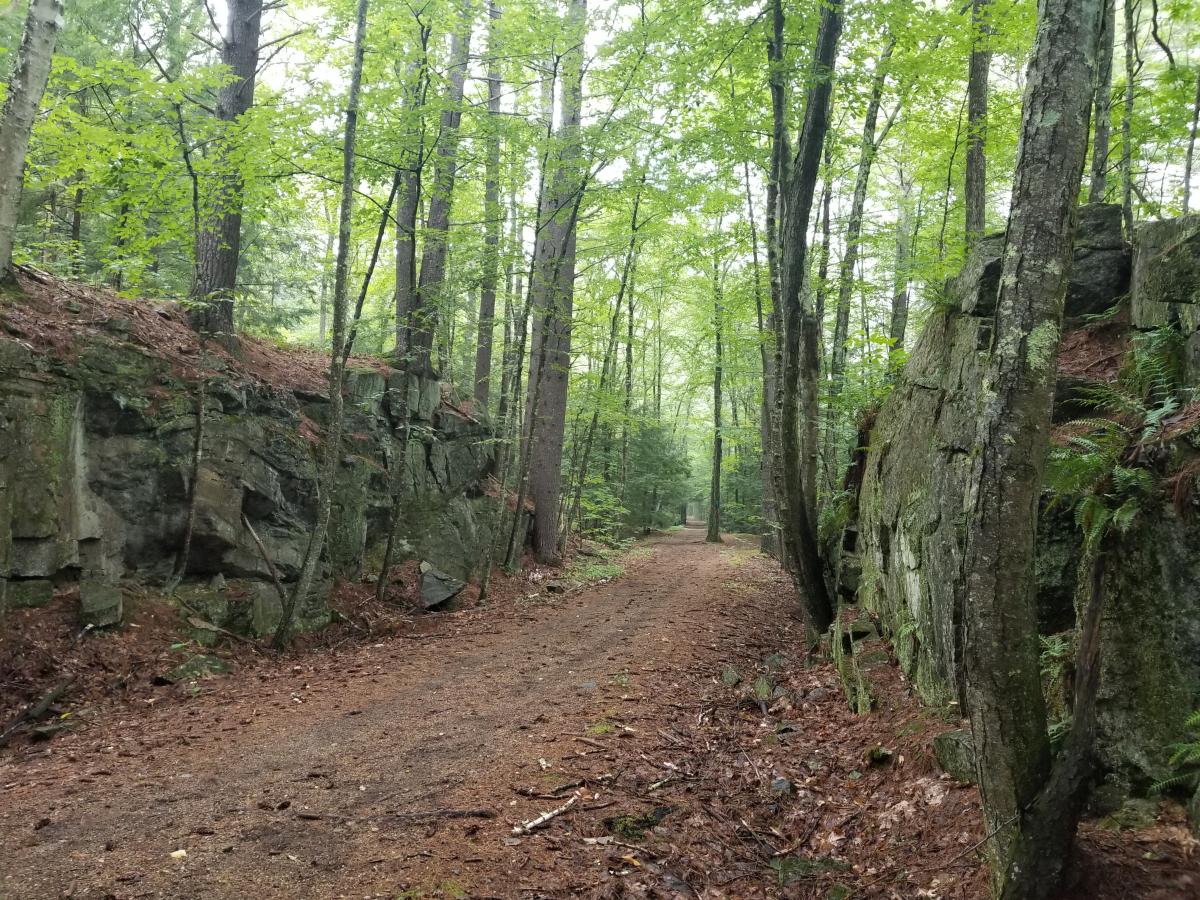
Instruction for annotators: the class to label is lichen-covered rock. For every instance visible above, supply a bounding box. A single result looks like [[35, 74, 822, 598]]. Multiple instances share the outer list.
[[853, 209, 1200, 792], [79, 580, 123, 628], [419, 561, 466, 609], [1131, 215, 1200, 330], [932, 729, 976, 784], [0, 293, 499, 634]]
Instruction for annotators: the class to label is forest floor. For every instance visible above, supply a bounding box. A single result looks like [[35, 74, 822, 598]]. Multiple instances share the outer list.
[[1, 525, 1197, 899]]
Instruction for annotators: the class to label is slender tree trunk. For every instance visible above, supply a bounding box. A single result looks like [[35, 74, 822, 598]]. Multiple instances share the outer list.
[[1121, 0, 1137, 236], [409, 1, 474, 375], [888, 171, 916, 371], [0, 0, 64, 282], [393, 24, 432, 358], [1089, 0, 1116, 202], [189, 0, 263, 335], [1183, 69, 1200, 214], [318, 196, 334, 345], [273, 0, 368, 648], [473, 0, 503, 409], [965, 0, 991, 248], [523, 0, 587, 565], [958, 0, 1104, 893], [824, 41, 894, 485], [706, 251, 724, 544], [775, 0, 841, 634]]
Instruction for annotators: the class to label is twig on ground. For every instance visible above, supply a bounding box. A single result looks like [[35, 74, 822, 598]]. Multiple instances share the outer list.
[[512, 792, 580, 835], [0, 676, 77, 746]]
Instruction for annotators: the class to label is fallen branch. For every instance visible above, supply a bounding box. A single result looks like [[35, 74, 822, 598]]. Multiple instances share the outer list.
[[512, 792, 580, 835], [184, 615, 257, 647], [0, 676, 76, 747], [242, 513, 290, 606]]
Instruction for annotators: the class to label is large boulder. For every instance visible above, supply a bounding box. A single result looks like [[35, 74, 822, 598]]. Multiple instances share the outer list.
[[957, 204, 1130, 320], [0, 278, 501, 637]]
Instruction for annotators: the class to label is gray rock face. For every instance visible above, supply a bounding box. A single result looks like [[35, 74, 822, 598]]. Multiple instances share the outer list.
[[0, 321, 499, 628], [418, 561, 466, 609], [4, 578, 54, 609], [854, 211, 1200, 791], [932, 729, 976, 784], [957, 203, 1130, 320], [79, 580, 122, 628], [1132, 216, 1200, 329]]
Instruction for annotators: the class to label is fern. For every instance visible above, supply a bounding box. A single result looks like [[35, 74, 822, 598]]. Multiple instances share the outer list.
[[1151, 710, 1200, 796]]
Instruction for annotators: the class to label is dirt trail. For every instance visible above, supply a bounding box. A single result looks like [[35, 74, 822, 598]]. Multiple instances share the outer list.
[[1, 527, 1193, 899], [0, 527, 768, 897]]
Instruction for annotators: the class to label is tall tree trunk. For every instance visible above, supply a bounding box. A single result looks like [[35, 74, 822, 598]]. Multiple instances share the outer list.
[[473, 0, 503, 409], [824, 40, 895, 485], [965, 0, 991, 248], [744, 156, 777, 550], [1183, 69, 1200, 214], [273, 0, 369, 648], [394, 21, 432, 357], [775, 0, 841, 634], [523, 0, 587, 565], [1088, 0, 1116, 202], [958, 0, 1104, 893], [1121, 0, 1137, 236], [318, 196, 334, 346], [620, 228, 639, 502], [706, 250, 724, 544], [0, 0, 64, 282], [189, 0, 263, 336], [888, 168, 913, 370], [409, 1, 474, 375]]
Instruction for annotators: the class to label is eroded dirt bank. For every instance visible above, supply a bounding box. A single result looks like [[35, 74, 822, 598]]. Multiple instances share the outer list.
[[1, 527, 1193, 899]]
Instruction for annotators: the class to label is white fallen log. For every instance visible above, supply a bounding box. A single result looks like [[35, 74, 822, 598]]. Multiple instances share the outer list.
[[511, 791, 580, 835]]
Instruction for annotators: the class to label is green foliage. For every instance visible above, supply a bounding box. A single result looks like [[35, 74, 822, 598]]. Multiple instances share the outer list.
[[1151, 710, 1200, 796], [1045, 328, 1184, 552]]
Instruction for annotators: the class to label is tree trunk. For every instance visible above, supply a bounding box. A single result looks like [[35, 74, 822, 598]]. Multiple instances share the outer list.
[[1121, 0, 1137, 236], [409, 0, 474, 375], [707, 247, 724, 544], [1183, 69, 1200, 214], [775, 0, 841, 634], [473, 0, 503, 409], [189, 0, 263, 335], [824, 40, 894, 484], [273, 0, 369, 648], [888, 169, 913, 369], [0, 0, 64, 281], [523, 0, 587, 565], [965, 0, 991, 248], [1088, 0, 1116, 202], [394, 22, 432, 357], [958, 0, 1104, 893]]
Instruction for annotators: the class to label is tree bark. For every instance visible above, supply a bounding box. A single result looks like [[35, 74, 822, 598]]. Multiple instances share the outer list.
[[409, 0, 474, 375], [394, 20, 432, 357], [523, 0, 587, 565], [189, 0, 263, 336], [957, 0, 1104, 893], [473, 0, 503, 409], [1184, 69, 1200, 214], [888, 169, 913, 370], [824, 40, 895, 482], [1088, 0, 1116, 203], [706, 247, 724, 544], [1121, 0, 1137, 236], [0, 0, 64, 281], [273, 0, 369, 648], [965, 0, 991, 248], [775, 0, 841, 633]]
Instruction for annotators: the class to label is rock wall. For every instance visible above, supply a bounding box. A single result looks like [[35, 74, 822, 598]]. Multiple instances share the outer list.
[[0, 281, 499, 636], [852, 205, 1200, 795]]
